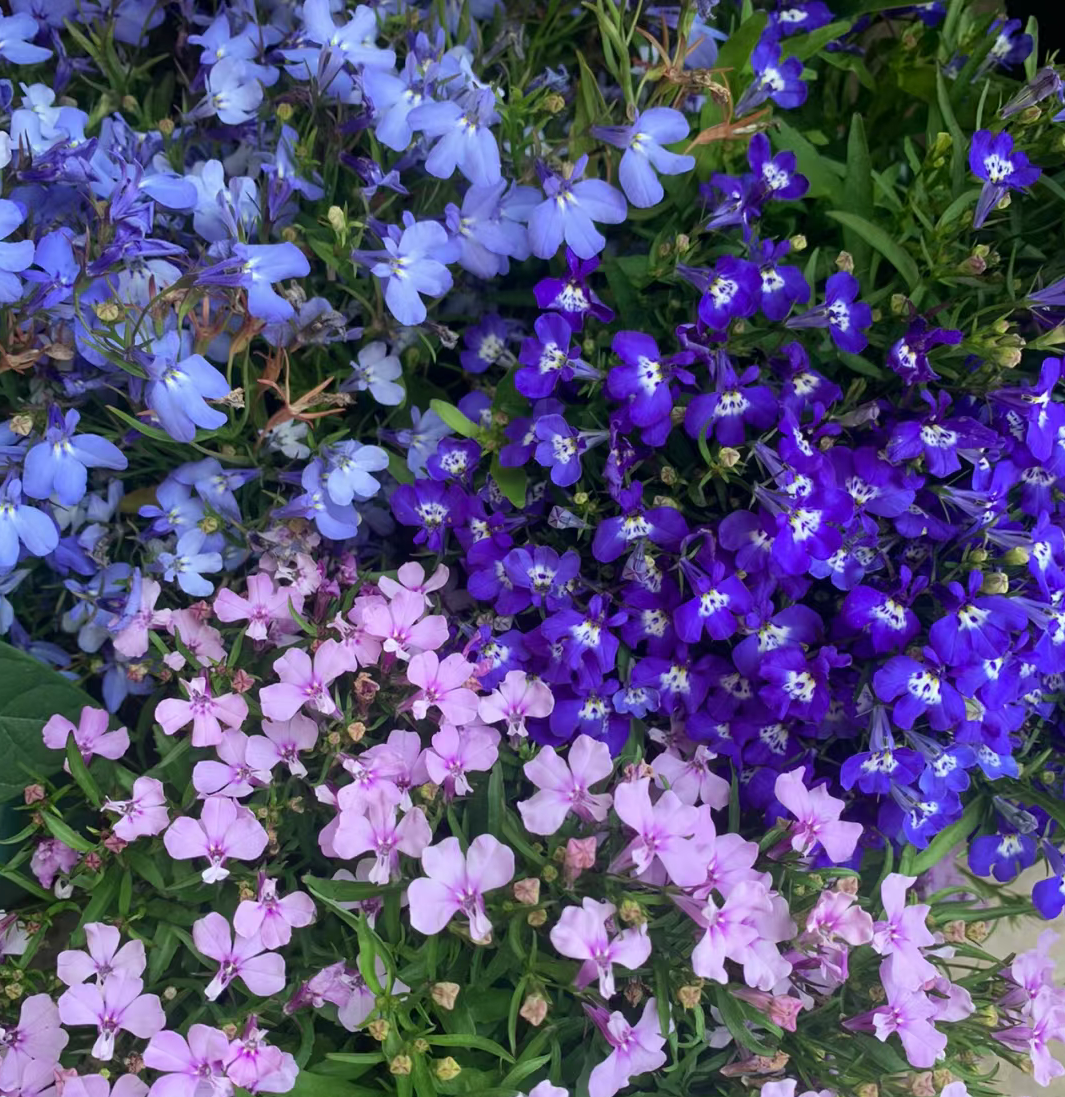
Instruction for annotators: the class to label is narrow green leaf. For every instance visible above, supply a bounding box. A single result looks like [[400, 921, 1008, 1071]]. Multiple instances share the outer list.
[[430, 399, 480, 438], [774, 121, 845, 203], [907, 798, 985, 877], [65, 735, 103, 808], [387, 449, 415, 486], [425, 1033, 515, 1062], [490, 456, 526, 508], [826, 210, 921, 290], [40, 812, 95, 852]]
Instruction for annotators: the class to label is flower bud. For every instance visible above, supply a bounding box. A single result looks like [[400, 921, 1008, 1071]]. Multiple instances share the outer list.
[[856, 1085, 878, 1097], [9, 414, 34, 437], [368, 1020, 390, 1041], [1003, 546, 1030, 566], [431, 982, 460, 1010], [23, 785, 45, 805], [389, 1055, 412, 1076], [981, 572, 1009, 595], [942, 920, 967, 943], [347, 721, 366, 743], [717, 447, 741, 469], [868, 984, 886, 1003], [890, 293, 909, 316], [288, 797, 304, 814], [412, 1039, 429, 1054], [527, 909, 547, 927], [434, 1057, 461, 1081], [94, 300, 122, 323], [83, 852, 102, 872], [676, 233, 690, 254], [540, 864, 558, 883], [967, 920, 990, 943], [573, 491, 589, 506], [976, 1003, 999, 1027], [419, 782, 439, 803], [660, 466, 678, 485], [221, 1024, 238, 1040], [162, 986, 178, 1001], [623, 980, 644, 1007], [834, 251, 855, 273], [124, 1054, 144, 1074], [789, 234, 807, 252], [677, 984, 702, 1009], [4, 984, 22, 1000], [909, 1071, 935, 1097], [281, 227, 299, 244], [835, 875, 859, 895], [157, 118, 174, 137], [520, 993, 548, 1026], [513, 878, 540, 905], [277, 102, 294, 122], [327, 206, 346, 234], [932, 1070, 954, 1089], [543, 93, 565, 114], [618, 899, 645, 926]]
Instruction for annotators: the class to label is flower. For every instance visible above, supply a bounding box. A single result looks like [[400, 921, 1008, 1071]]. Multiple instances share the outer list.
[[786, 272, 872, 353], [0, 13, 51, 63], [156, 677, 248, 748], [143, 1025, 234, 1097], [517, 735, 614, 835], [592, 108, 695, 208], [774, 769, 862, 863], [193, 912, 286, 1002], [144, 333, 230, 443], [478, 671, 555, 736], [407, 834, 515, 940], [424, 724, 500, 797], [586, 999, 669, 1097], [214, 573, 300, 642], [356, 219, 454, 327], [406, 651, 480, 724], [103, 777, 169, 842], [528, 156, 627, 260], [43, 706, 128, 764], [57, 975, 165, 1060], [163, 796, 269, 883], [550, 899, 652, 997], [735, 32, 807, 117], [332, 799, 432, 883], [0, 199, 34, 303], [0, 475, 58, 567], [245, 715, 319, 779], [259, 640, 353, 721], [57, 922, 146, 986], [22, 408, 127, 506], [341, 342, 405, 406], [610, 777, 704, 886], [969, 129, 1041, 228], [409, 88, 501, 186]]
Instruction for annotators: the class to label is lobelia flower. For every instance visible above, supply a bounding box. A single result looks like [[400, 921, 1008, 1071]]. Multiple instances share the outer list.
[[103, 777, 169, 842], [885, 319, 964, 386], [234, 877, 315, 951], [747, 134, 809, 201], [786, 272, 872, 353], [259, 639, 353, 721], [163, 795, 269, 883], [534, 248, 614, 329], [585, 999, 669, 1097], [607, 332, 694, 435], [478, 671, 555, 737], [591, 107, 695, 208], [870, 962, 947, 1068], [528, 156, 627, 260], [341, 341, 404, 406], [58, 923, 146, 986], [214, 573, 301, 642], [734, 32, 807, 117], [610, 778, 704, 886], [144, 333, 230, 444], [872, 648, 964, 730], [333, 798, 432, 882], [189, 57, 263, 125], [0, 994, 68, 1086], [378, 561, 450, 608], [22, 408, 127, 506], [753, 238, 811, 320], [676, 880, 777, 985], [112, 578, 171, 658], [969, 129, 1041, 228], [354, 218, 453, 327], [57, 975, 165, 1060], [143, 1025, 233, 1097], [225, 1022, 298, 1094], [64, 1075, 149, 1097], [0, 199, 34, 304], [30, 838, 79, 890], [43, 705, 128, 765], [0, 13, 51, 63], [245, 715, 319, 780], [408, 88, 501, 186], [774, 769, 862, 863], [516, 312, 596, 399], [424, 724, 500, 797], [406, 651, 480, 724], [361, 588, 448, 660], [192, 913, 286, 1002], [533, 415, 602, 487], [156, 677, 248, 748], [550, 899, 652, 997], [322, 442, 389, 506], [653, 745, 730, 808], [155, 529, 223, 598], [0, 476, 59, 567], [193, 729, 272, 798], [407, 834, 515, 941], [518, 735, 614, 834]]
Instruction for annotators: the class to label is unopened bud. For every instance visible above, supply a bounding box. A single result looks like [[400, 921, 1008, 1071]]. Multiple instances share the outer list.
[[678, 984, 703, 1009], [573, 492, 589, 506], [623, 980, 644, 1007], [368, 1020, 390, 1041], [23, 785, 45, 805], [789, 234, 807, 252], [327, 206, 346, 235], [419, 782, 439, 803], [513, 878, 540, 905], [909, 1072, 935, 1097], [835, 876, 859, 895], [122, 95, 139, 112], [157, 118, 174, 137], [281, 227, 299, 245], [868, 984, 886, 1003], [660, 466, 678, 485], [969, 548, 988, 563], [124, 1054, 144, 1074], [1003, 546, 1030, 566], [676, 233, 690, 254], [835, 251, 854, 273], [967, 920, 990, 942], [527, 909, 547, 927], [718, 446, 741, 468], [162, 986, 178, 1001], [389, 1055, 412, 1076], [543, 93, 565, 114], [230, 668, 254, 693], [199, 515, 222, 535], [943, 920, 967, 943], [932, 1070, 955, 1089], [94, 300, 122, 323], [276, 102, 294, 122], [4, 984, 22, 1000], [890, 293, 909, 316], [412, 1039, 429, 1054], [327, 731, 342, 748], [83, 852, 102, 872], [9, 414, 34, 437], [434, 1057, 461, 1081], [618, 899, 645, 926], [981, 572, 1009, 595], [520, 993, 549, 1026], [221, 1024, 238, 1040], [346, 721, 366, 743], [856, 1086, 878, 1097], [996, 192, 1012, 212], [977, 1003, 999, 1026], [540, 864, 558, 883], [238, 883, 256, 901], [431, 982, 460, 1010]]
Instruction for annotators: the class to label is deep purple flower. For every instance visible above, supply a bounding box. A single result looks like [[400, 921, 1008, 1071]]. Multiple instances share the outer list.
[[674, 563, 752, 643], [607, 331, 694, 433], [504, 546, 581, 612], [786, 272, 872, 354], [591, 483, 688, 563], [684, 361, 777, 446], [533, 415, 603, 487], [988, 358, 1064, 460], [592, 108, 695, 208], [734, 32, 807, 117], [391, 481, 467, 552], [747, 134, 809, 201], [771, 1, 834, 35], [528, 156, 627, 260], [517, 313, 594, 398], [678, 259, 760, 332], [460, 314, 510, 374], [534, 248, 614, 329], [753, 239, 810, 320], [969, 130, 1041, 228], [873, 649, 965, 731]]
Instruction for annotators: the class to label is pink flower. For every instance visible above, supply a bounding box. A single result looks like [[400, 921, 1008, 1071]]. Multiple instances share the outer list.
[[377, 561, 449, 606], [424, 724, 499, 798], [477, 671, 554, 737], [64, 1074, 149, 1097], [332, 599, 384, 667], [773, 769, 862, 864], [193, 730, 271, 798], [3, 1057, 66, 1097], [111, 579, 171, 658], [803, 889, 874, 947], [361, 589, 448, 661], [585, 999, 669, 1097], [733, 989, 805, 1032], [296, 959, 407, 1031], [156, 678, 248, 748], [57, 924, 146, 986], [407, 835, 515, 941], [30, 840, 79, 889], [550, 899, 651, 998], [213, 573, 301, 642], [57, 975, 165, 1061], [871, 873, 936, 986], [143, 1024, 233, 1097], [234, 878, 316, 950], [406, 652, 479, 724], [333, 800, 431, 883], [259, 640, 353, 721], [521, 1086, 568, 1097], [995, 987, 1065, 1086], [103, 777, 169, 842], [244, 716, 318, 780], [679, 881, 770, 986], [652, 745, 729, 809], [610, 778, 703, 887], [193, 913, 286, 1002], [362, 730, 428, 807], [43, 707, 129, 766], [688, 807, 767, 900], [871, 961, 946, 1068], [225, 1022, 297, 1094], [167, 610, 226, 666], [518, 736, 614, 836], [0, 994, 68, 1087], [163, 796, 268, 883]]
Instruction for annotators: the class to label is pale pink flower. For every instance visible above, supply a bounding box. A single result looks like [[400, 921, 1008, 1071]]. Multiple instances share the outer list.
[[678, 881, 775, 987], [234, 877, 316, 950], [871, 961, 946, 1068], [259, 640, 353, 721], [156, 678, 248, 748], [103, 777, 169, 842], [688, 807, 768, 900], [163, 796, 268, 883], [871, 873, 937, 986], [112, 579, 171, 658], [167, 609, 226, 665], [245, 715, 319, 780], [143, 1024, 233, 1097], [774, 769, 862, 864], [43, 707, 128, 766], [407, 835, 515, 941], [803, 889, 874, 947], [610, 778, 703, 887], [57, 923, 146, 986], [193, 913, 286, 1002], [377, 562, 449, 606], [586, 999, 668, 1097], [550, 899, 651, 998], [336, 753, 403, 815], [64, 1074, 149, 1097], [652, 745, 729, 808], [0, 994, 68, 1087], [57, 975, 165, 1060], [30, 840, 79, 889], [406, 652, 480, 724], [297, 959, 407, 1031], [361, 589, 448, 661], [225, 1022, 297, 1094], [333, 800, 431, 883], [193, 730, 271, 798], [995, 987, 1065, 1087], [521, 1085, 568, 1097], [477, 671, 554, 737], [733, 989, 805, 1032], [518, 736, 613, 836], [424, 724, 499, 798], [213, 573, 302, 642], [362, 730, 429, 807]]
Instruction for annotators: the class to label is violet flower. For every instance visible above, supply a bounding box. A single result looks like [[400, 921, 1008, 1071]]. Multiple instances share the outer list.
[[406, 651, 480, 724], [734, 32, 807, 117], [550, 898, 652, 997], [144, 333, 230, 444], [424, 724, 499, 797], [585, 999, 668, 1097], [592, 108, 695, 208], [477, 670, 555, 737], [259, 639, 353, 721], [517, 735, 614, 835], [57, 974, 165, 1060], [969, 129, 1041, 228], [156, 677, 248, 749], [786, 272, 872, 354], [354, 218, 453, 327], [245, 715, 319, 779], [163, 795, 269, 883], [528, 156, 627, 260], [0, 475, 59, 568], [143, 1025, 233, 1097], [57, 923, 146, 986], [193, 913, 286, 1002], [103, 777, 169, 843], [610, 777, 704, 886], [234, 877, 316, 951], [333, 799, 431, 882], [774, 769, 862, 863]]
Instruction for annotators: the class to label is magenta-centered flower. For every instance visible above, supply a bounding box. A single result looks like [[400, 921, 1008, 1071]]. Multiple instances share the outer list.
[[234, 877, 316, 950], [144, 1024, 233, 1097], [610, 777, 704, 886], [586, 999, 669, 1097], [193, 912, 287, 1002], [103, 777, 169, 842], [43, 706, 129, 765], [407, 835, 515, 941], [478, 670, 555, 737], [260, 639, 353, 720], [58, 923, 146, 986], [57, 974, 165, 1060], [406, 651, 480, 724], [550, 899, 652, 997], [774, 769, 862, 864], [517, 735, 614, 835], [163, 796, 269, 883], [155, 677, 248, 748]]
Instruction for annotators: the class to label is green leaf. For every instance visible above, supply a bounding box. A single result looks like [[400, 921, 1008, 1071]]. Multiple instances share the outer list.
[[430, 399, 480, 438], [490, 456, 526, 508], [387, 449, 415, 486], [773, 122, 844, 203], [901, 797, 985, 877], [0, 641, 98, 802], [106, 404, 185, 443], [304, 874, 396, 902], [425, 1034, 514, 1063], [781, 19, 851, 62], [714, 11, 768, 93], [40, 812, 95, 853], [843, 114, 874, 276], [65, 735, 103, 808], [711, 987, 773, 1055], [825, 210, 921, 291]]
